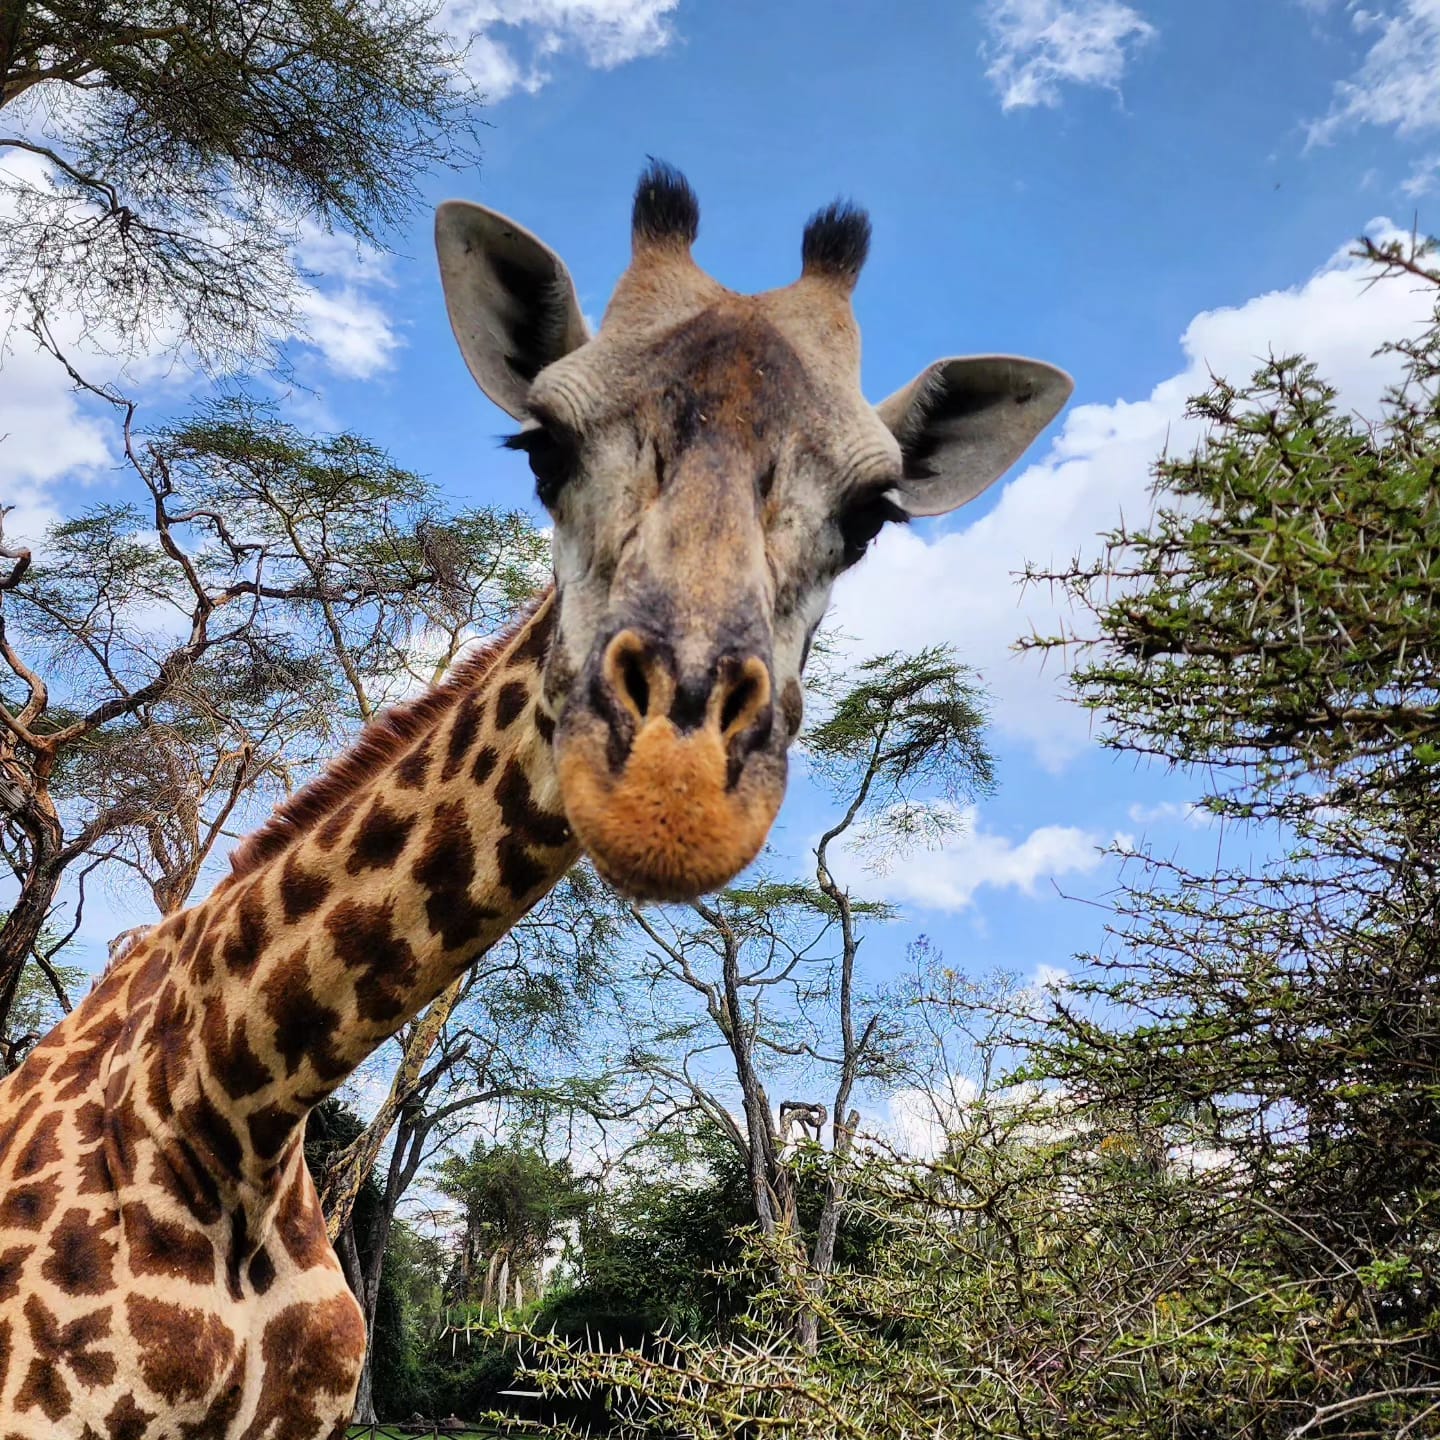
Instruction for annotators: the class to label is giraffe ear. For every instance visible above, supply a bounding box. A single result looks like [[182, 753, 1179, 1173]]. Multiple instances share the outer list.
[[876, 356, 1073, 518], [436, 201, 590, 420]]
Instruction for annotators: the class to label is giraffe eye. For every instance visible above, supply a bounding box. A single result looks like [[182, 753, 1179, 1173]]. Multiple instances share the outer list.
[[837, 490, 908, 567], [503, 426, 578, 509]]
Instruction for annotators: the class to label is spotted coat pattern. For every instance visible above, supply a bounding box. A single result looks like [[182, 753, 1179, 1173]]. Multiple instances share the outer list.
[[0, 598, 578, 1439]]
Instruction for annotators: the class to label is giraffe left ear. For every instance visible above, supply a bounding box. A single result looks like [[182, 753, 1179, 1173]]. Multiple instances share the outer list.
[[876, 356, 1073, 518], [436, 201, 590, 420]]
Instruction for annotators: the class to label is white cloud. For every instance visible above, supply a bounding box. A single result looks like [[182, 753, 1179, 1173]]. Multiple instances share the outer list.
[[0, 150, 124, 506], [1032, 961, 1070, 990], [294, 223, 401, 379], [980, 0, 1156, 112], [1012, 961, 1072, 1020], [442, 0, 679, 99], [463, 31, 547, 97], [0, 163, 231, 672], [884, 1078, 1081, 1158], [0, 334, 111, 501], [833, 802, 1106, 913], [887, 1080, 979, 1159], [1401, 152, 1440, 196], [1126, 800, 1215, 828], [1308, 0, 1440, 145], [832, 220, 1434, 771], [0, 151, 405, 536], [293, 289, 398, 379]]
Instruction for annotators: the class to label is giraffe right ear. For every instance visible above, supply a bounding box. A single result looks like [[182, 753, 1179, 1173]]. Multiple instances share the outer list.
[[435, 202, 590, 420], [876, 356, 1073, 518]]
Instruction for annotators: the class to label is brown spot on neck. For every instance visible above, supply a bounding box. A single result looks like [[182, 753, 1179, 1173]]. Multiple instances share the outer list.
[[345, 799, 416, 874], [12, 1111, 62, 1178], [105, 1393, 155, 1440], [229, 592, 555, 877], [127, 1294, 235, 1405]]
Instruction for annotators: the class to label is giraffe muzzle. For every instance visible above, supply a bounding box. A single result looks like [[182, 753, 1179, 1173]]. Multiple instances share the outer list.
[[554, 628, 784, 900]]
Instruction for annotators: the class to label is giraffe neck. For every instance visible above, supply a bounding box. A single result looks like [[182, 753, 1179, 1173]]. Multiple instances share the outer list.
[[109, 593, 578, 1199]]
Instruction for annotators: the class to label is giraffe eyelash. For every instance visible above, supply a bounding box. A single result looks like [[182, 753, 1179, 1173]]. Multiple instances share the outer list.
[[837, 489, 909, 566], [503, 427, 578, 509]]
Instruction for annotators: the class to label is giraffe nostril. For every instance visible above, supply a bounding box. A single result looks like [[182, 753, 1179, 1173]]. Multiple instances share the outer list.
[[715, 656, 772, 747], [620, 649, 651, 719], [720, 670, 759, 735], [597, 632, 772, 759], [600, 629, 670, 728]]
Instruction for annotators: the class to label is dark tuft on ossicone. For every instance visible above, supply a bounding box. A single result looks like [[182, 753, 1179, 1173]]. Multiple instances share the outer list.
[[801, 201, 871, 284], [632, 158, 700, 247]]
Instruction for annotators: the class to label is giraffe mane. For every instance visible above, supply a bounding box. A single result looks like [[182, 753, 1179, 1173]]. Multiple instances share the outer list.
[[229, 594, 550, 878]]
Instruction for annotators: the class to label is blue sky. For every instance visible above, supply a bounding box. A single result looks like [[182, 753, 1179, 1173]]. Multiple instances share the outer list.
[[317, 0, 1440, 994], [8, 0, 1440, 1015]]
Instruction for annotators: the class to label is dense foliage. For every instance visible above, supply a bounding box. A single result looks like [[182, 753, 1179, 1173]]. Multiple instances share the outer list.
[[314, 1126, 756, 1420], [0, 0, 477, 365], [0, 391, 545, 1045], [539, 1129, 755, 1342], [489, 244, 1440, 1438]]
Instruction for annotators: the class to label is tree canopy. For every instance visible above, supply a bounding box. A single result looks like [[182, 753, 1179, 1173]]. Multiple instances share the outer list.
[[0, 0, 477, 364], [493, 242, 1440, 1440], [0, 388, 545, 1044]]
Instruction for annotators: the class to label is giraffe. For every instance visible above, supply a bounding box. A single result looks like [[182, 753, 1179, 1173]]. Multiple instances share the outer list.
[[0, 162, 1071, 1437]]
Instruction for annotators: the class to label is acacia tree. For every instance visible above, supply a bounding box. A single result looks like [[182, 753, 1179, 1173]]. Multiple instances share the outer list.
[[1003, 238, 1440, 1435], [436, 1139, 591, 1313], [512, 1101, 1221, 1440], [0, 0, 476, 366], [507, 241, 1440, 1439], [617, 646, 995, 1348], [0, 377, 545, 1046]]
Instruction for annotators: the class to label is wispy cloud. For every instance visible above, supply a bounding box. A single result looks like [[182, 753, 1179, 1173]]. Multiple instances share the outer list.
[[1126, 800, 1216, 829], [1401, 153, 1440, 196], [1308, 0, 1440, 145], [979, 0, 1156, 112], [442, 0, 679, 100], [832, 802, 1106, 913], [0, 160, 404, 588], [293, 223, 400, 379]]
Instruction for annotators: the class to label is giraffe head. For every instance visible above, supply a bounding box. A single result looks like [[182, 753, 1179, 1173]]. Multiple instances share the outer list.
[[436, 162, 1070, 901]]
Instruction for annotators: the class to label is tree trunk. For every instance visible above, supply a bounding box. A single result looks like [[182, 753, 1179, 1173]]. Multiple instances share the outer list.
[[337, 1222, 379, 1424], [351, 1228, 386, 1425], [344, 1103, 433, 1424], [809, 1107, 858, 1279], [337, 1205, 390, 1424], [796, 1127, 855, 1355], [320, 975, 463, 1238], [0, 798, 64, 1047], [351, 1347, 377, 1425]]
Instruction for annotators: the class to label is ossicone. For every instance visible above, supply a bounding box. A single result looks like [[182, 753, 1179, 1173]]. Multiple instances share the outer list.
[[801, 200, 871, 292], [632, 158, 700, 253]]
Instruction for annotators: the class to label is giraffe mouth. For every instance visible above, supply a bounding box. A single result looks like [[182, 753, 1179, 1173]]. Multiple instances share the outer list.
[[554, 712, 785, 901]]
